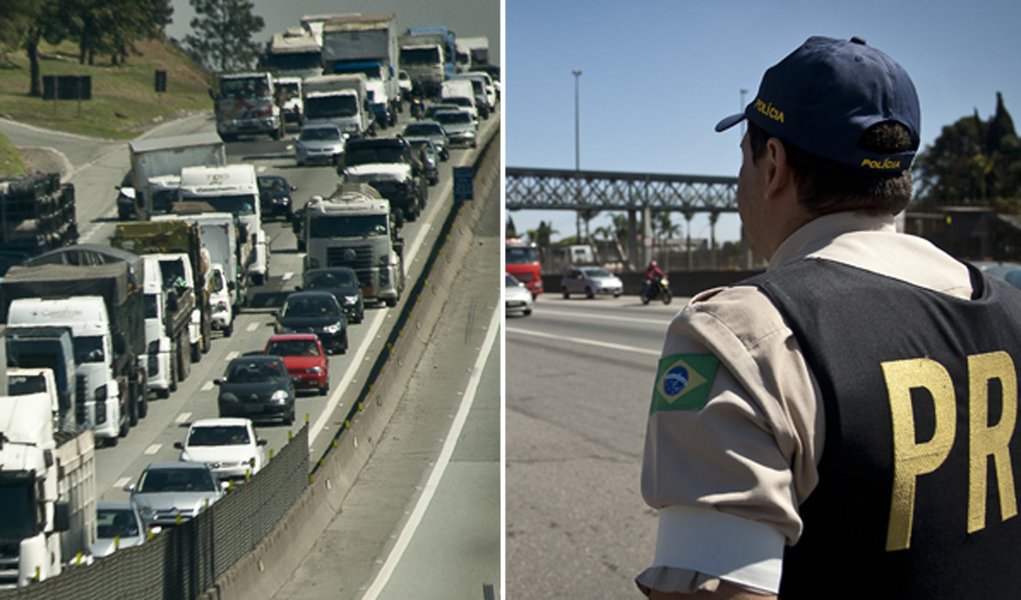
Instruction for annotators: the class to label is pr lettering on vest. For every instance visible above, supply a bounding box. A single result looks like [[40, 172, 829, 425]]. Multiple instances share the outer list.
[[650, 354, 719, 413], [883, 351, 1018, 552]]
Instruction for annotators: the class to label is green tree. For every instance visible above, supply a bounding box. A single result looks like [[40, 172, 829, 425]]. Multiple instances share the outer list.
[[915, 92, 1021, 211], [22, 0, 69, 97], [185, 0, 265, 72], [506, 215, 517, 238]]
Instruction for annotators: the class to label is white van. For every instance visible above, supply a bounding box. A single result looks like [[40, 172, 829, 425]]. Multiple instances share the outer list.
[[440, 79, 479, 121]]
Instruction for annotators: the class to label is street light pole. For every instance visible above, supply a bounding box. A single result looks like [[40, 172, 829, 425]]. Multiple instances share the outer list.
[[573, 69, 582, 244], [739, 88, 748, 137]]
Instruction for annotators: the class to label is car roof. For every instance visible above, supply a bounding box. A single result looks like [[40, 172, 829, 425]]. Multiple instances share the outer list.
[[97, 500, 135, 511], [188, 417, 252, 429], [268, 333, 320, 342], [144, 461, 211, 471], [304, 266, 357, 276], [286, 290, 340, 301], [301, 122, 342, 131], [227, 354, 285, 366]]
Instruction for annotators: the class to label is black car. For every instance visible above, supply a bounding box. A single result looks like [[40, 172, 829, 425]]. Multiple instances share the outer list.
[[276, 291, 349, 354], [215, 355, 295, 425], [257, 175, 296, 221], [298, 267, 365, 324], [408, 140, 440, 186]]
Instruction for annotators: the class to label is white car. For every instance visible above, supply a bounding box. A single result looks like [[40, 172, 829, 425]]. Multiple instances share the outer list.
[[560, 266, 624, 299], [174, 418, 268, 481], [505, 273, 534, 317], [295, 122, 346, 166]]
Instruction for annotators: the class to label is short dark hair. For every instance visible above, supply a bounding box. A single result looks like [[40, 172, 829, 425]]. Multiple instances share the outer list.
[[747, 121, 914, 216]]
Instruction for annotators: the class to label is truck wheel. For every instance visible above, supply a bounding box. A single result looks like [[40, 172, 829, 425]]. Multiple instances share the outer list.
[[191, 342, 201, 364], [138, 393, 148, 419], [224, 322, 234, 337], [385, 298, 398, 308], [128, 394, 139, 427], [169, 359, 177, 393]]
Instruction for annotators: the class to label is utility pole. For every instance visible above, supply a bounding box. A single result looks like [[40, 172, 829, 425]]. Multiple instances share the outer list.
[[573, 69, 582, 244]]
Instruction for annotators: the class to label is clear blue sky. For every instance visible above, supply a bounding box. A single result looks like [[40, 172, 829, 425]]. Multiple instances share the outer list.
[[505, 0, 1021, 244]]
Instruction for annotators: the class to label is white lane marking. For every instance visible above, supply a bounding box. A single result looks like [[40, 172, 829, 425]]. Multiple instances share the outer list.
[[176, 413, 192, 424], [361, 307, 499, 599], [246, 322, 259, 333], [534, 306, 673, 326], [114, 477, 130, 490], [506, 327, 660, 356], [226, 351, 239, 361], [144, 444, 161, 455], [282, 271, 294, 281], [257, 165, 267, 172], [201, 381, 214, 392]]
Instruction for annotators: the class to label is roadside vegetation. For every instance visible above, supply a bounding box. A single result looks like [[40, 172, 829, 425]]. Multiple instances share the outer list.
[[0, 38, 212, 140], [0, 131, 26, 177]]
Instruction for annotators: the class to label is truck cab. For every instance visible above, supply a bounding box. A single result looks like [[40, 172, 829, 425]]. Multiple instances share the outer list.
[[302, 74, 375, 139], [5, 328, 76, 433], [215, 72, 284, 142], [302, 183, 405, 307], [340, 137, 428, 222]]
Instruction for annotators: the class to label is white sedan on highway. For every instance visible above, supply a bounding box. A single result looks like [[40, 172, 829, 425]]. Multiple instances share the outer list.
[[174, 418, 268, 482], [505, 273, 533, 317]]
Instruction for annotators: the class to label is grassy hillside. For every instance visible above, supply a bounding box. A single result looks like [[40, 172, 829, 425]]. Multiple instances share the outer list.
[[0, 131, 26, 177], [0, 38, 212, 140]]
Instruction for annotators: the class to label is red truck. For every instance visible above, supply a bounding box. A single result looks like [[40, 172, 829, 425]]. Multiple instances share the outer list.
[[505, 238, 543, 298]]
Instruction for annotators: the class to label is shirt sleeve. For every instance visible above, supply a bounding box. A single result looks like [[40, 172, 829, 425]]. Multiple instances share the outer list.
[[636, 285, 824, 595]]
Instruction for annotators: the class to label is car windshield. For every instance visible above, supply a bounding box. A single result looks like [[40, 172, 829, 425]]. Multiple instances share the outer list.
[[97, 507, 140, 539], [187, 425, 250, 447], [505, 274, 523, 287], [178, 194, 256, 216], [434, 111, 471, 125], [225, 360, 284, 383], [138, 467, 215, 493], [258, 177, 289, 192], [403, 123, 442, 137], [283, 296, 340, 318], [582, 268, 612, 278], [266, 339, 322, 357], [308, 214, 387, 238], [304, 95, 358, 118], [300, 127, 342, 142], [345, 146, 405, 165], [506, 247, 539, 264], [305, 270, 357, 288]]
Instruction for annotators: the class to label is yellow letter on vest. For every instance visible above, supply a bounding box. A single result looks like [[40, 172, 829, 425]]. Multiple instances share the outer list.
[[968, 351, 1018, 534], [884, 358, 956, 551]]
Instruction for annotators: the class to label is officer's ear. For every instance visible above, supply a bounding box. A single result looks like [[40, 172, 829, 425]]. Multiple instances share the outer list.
[[763, 137, 795, 202]]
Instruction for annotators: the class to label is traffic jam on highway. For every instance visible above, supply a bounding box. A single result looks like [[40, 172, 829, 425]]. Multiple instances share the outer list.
[[0, 11, 497, 588]]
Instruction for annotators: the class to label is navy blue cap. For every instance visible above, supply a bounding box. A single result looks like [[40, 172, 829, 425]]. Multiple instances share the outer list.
[[716, 36, 921, 172]]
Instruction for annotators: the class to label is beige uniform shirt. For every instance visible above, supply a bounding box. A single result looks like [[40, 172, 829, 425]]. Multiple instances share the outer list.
[[636, 211, 973, 594]]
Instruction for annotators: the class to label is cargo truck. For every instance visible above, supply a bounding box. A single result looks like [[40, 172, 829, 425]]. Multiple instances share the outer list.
[[177, 165, 270, 286], [214, 72, 284, 142], [128, 132, 226, 220], [302, 73, 374, 138], [0, 174, 78, 257], [110, 220, 213, 364], [1, 261, 147, 443], [399, 25, 457, 96], [321, 13, 401, 118], [302, 183, 405, 307], [154, 209, 249, 324]]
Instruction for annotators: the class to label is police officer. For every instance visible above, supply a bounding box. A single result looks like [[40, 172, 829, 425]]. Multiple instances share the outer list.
[[637, 36, 1021, 599]]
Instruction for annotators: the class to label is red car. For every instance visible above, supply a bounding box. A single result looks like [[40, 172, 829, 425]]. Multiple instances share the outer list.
[[264, 333, 329, 395]]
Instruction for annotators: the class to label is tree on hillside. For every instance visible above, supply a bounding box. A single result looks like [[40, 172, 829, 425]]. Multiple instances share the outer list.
[[185, 0, 264, 72], [67, 0, 173, 65], [21, 0, 70, 97], [0, 0, 35, 66], [914, 92, 1021, 211]]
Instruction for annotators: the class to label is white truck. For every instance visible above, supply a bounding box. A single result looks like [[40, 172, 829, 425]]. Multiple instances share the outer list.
[[302, 73, 374, 139], [2, 262, 147, 445], [178, 165, 270, 286], [321, 13, 401, 118], [5, 327, 77, 434], [127, 133, 226, 220], [0, 355, 97, 589], [154, 210, 250, 326], [261, 27, 322, 81], [302, 183, 405, 307], [457, 36, 490, 68], [273, 76, 304, 125], [214, 72, 284, 142]]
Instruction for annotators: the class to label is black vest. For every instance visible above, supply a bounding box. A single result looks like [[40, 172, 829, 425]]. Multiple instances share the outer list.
[[749, 259, 1021, 600]]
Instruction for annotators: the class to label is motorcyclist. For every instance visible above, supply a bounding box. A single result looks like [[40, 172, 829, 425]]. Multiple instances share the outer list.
[[643, 260, 667, 301]]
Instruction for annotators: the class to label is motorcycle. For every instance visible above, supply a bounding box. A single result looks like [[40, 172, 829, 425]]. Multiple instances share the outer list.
[[641, 275, 672, 305], [409, 96, 426, 119]]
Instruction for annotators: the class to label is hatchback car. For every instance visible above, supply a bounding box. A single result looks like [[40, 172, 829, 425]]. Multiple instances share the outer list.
[[257, 174, 296, 221], [174, 417, 268, 481], [215, 355, 296, 425], [298, 267, 365, 324], [561, 266, 624, 299], [505, 273, 534, 317], [276, 290, 349, 354], [126, 461, 224, 528], [401, 120, 450, 160], [265, 333, 329, 395], [295, 122, 346, 166], [90, 501, 147, 558], [432, 109, 478, 148]]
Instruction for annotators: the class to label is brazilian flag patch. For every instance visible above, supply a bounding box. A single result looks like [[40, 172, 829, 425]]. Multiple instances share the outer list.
[[650, 354, 720, 413]]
